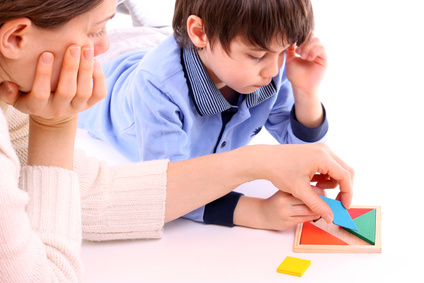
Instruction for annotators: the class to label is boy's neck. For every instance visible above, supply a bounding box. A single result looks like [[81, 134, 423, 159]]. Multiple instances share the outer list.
[[219, 85, 239, 105]]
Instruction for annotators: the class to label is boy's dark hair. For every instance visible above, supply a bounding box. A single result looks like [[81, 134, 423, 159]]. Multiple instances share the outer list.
[[172, 0, 314, 53]]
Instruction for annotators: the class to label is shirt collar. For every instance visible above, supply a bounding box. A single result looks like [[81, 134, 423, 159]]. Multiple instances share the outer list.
[[182, 47, 277, 116]]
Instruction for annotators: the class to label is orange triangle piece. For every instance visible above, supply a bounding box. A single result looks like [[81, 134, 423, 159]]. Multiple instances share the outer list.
[[347, 208, 374, 219], [300, 222, 349, 245]]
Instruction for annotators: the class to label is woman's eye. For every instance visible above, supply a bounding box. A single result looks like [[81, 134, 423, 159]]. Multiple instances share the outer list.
[[90, 28, 105, 38]]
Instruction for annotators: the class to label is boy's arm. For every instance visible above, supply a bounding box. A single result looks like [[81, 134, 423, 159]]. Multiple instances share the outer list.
[[266, 79, 328, 144], [285, 36, 327, 129], [135, 75, 191, 162]]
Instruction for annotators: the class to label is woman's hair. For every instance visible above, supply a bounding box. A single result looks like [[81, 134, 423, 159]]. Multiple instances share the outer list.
[[173, 0, 314, 53], [0, 0, 105, 28]]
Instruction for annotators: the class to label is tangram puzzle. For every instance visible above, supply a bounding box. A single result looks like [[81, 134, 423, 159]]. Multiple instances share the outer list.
[[293, 205, 381, 253]]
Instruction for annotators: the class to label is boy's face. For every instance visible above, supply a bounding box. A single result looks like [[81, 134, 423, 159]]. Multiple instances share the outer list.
[[198, 36, 289, 94]]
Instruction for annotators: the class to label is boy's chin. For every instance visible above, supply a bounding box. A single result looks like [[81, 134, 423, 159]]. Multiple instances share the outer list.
[[238, 86, 262, 94]]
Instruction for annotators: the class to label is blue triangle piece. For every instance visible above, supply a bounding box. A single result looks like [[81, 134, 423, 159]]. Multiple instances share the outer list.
[[319, 196, 358, 231]]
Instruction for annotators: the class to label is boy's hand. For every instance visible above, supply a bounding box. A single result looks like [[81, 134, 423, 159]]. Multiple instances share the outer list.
[[286, 35, 327, 128], [234, 188, 324, 230], [0, 45, 106, 122], [286, 35, 327, 96]]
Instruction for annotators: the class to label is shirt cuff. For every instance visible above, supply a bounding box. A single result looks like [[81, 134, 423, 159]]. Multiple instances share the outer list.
[[203, 191, 243, 227], [290, 104, 328, 142]]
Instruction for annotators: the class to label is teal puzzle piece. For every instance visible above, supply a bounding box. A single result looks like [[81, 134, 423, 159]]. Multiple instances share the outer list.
[[319, 196, 358, 231]]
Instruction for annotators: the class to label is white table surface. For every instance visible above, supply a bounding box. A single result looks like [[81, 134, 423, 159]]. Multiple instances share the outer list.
[[77, 131, 421, 282], [77, 1, 424, 282]]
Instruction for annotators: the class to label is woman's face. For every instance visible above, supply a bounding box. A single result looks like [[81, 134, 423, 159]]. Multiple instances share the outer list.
[[5, 0, 117, 93]]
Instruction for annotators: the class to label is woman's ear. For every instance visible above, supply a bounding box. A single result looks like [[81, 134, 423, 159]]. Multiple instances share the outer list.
[[0, 18, 32, 59], [187, 15, 208, 49]]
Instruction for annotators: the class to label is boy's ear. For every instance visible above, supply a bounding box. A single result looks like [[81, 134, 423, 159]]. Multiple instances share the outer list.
[[187, 15, 208, 49], [0, 18, 33, 59]]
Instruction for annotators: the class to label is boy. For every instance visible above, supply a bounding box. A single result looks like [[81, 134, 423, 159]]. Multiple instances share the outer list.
[[79, 0, 330, 228]]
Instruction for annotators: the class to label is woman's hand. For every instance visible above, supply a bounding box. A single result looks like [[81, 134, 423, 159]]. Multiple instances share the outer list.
[[0, 45, 106, 121], [250, 143, 354, 224], [0, 44, 107, 169]]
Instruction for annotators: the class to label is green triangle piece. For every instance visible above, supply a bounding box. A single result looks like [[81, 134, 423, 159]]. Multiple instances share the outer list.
[[343, 209, 376, 245]]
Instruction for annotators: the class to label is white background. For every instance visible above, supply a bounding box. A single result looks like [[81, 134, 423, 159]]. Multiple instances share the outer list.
[[78, 1, 424, 282]]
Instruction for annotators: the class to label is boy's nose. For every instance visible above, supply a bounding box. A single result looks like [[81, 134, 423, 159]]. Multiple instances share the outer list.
[[261, 62, 280, 78], [261, 56, 283, 78]]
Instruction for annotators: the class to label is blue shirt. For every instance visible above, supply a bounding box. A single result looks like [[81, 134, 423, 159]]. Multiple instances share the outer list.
[[79, 35, 328, 226]]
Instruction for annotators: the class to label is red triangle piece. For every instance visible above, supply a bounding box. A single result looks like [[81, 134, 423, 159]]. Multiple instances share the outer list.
[[347, 208, 374, 219], [300, 222, 349, 245]]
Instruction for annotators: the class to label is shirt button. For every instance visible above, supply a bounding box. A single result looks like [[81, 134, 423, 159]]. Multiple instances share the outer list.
[[221, 141, 227, 148]]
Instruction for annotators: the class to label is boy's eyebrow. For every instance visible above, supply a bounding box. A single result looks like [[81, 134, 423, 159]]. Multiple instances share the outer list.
[[248, 45, 288, 53], [248, 46, 269, 52], [94, 13, 116, 25]]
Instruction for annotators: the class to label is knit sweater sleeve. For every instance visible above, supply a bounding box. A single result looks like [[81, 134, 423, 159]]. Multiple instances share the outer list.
[[4, 104, 29, 167], [6, 105, 168, 241], [74, 150, 168, 241], [0, 109, 82, 282]]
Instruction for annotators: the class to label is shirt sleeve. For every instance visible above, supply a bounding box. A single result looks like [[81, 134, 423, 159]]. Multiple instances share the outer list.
[[203, 191, 244, 226], [132, 71, 193, 162], [266, 75, 329, 144], [289, 104, 329, 142]]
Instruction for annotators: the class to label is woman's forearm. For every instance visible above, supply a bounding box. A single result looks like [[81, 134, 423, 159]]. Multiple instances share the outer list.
[[165, 146, 254, 222], [165, 143, 353, 224]]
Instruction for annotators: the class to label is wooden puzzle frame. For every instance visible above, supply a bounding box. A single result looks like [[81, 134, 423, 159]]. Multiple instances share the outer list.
[[293, 206, 382, 253]]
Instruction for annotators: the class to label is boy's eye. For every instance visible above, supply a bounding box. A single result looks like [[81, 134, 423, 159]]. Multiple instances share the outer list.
[[250, 54, 265, 62]]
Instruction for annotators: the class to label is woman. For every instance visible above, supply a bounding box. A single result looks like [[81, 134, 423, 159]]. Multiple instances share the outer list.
[[0, 0, 353, 281], [0, 1, 116, 281]]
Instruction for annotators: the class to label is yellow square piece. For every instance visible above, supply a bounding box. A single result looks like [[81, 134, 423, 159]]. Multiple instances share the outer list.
[[276, 256, 311, 277]]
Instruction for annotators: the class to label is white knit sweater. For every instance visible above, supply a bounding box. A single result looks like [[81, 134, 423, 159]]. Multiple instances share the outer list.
[[0, 103, 168, 282]]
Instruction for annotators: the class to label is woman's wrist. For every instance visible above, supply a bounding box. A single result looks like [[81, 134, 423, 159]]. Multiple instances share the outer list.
[[27, 115, 78, 169], [231, 145, 263, 182]]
